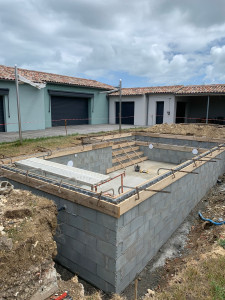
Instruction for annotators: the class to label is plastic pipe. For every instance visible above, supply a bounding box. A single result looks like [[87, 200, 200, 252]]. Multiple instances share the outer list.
[[198, 211, 225, 225]]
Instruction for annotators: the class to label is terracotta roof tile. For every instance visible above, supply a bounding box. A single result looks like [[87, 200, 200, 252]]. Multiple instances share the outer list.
[[110, 85, 183, 96], [175, 84, 225, 95], [0, 65, 113, 90]]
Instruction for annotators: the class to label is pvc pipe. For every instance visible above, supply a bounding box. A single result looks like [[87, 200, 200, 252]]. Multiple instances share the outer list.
[[198, 211, 225, 225]]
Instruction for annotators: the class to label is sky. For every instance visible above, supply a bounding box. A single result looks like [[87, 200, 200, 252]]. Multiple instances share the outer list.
[[0, 0, 225, 87]]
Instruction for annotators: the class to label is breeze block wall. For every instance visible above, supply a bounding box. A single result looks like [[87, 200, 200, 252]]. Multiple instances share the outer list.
[[114, 149, 225, 292], [139, 145, 194, 164], [49, 147, 112, 174], [3, 148, 225, 294], [135, 135, 218, 149]]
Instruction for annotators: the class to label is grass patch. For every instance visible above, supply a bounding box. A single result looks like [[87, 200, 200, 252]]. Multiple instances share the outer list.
[[0, 127, 145, 158], [218, 238, 225, 249], [0, 134, 82, 157], [151, 255, 225, 300]]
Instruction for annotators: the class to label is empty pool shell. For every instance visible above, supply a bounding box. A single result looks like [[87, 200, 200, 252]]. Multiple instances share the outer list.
[[0, 132, 225, 293]]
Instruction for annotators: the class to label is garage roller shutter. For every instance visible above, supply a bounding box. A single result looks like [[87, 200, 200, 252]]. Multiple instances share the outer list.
[[51, 96, 89, 126]]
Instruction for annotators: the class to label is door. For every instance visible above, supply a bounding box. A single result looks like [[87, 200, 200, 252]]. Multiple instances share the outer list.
[[156, 101, 164, 124], [176, 102, 186, 123], [51, 96, 89, 126], [0, 96, 5, 132], [115, 102, 134, 125]]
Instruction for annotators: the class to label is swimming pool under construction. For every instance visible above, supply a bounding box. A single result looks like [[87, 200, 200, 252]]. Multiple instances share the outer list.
[[1, 132, 225, 293]]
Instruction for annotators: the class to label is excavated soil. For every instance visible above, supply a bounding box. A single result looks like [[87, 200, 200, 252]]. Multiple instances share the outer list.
[[143, 123, 225, 139], [0, 188, 58, 299]]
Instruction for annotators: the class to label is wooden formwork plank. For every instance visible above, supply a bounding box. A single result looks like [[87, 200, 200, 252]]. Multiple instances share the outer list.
[[1, 168, 120, 218], [106, 156, 148, 173], [93, 133, 133, 141], [118, 148, 225, 215], [112, 141, 135, 150], [112, 146, 140, 156], [112, 151, 144, 164]]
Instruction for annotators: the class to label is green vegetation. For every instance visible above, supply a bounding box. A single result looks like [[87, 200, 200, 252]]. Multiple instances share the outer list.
[[152, 255, 225, 300]]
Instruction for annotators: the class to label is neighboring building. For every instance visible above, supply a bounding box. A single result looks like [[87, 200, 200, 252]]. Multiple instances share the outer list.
[[0, 65, 113, 132], [109, 85, 225, 126], [1, 64, 225, 133]]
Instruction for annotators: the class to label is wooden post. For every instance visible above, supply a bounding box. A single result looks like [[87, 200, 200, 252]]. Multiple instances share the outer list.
[[134, 278, 138, 300]]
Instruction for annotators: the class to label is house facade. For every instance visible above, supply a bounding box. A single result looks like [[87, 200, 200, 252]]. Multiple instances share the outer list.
[[109, 85, 225, 126], [0, 65, 113, 132]]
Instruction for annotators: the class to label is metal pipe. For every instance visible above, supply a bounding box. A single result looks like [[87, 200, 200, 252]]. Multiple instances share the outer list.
[[206, 95, 210, 124], [119, 79, 122, 134], [15, 65, 23, 144]]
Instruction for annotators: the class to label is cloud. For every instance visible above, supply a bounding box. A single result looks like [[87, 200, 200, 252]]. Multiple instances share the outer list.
[[0, 0, 225, 86], [205, 45, 225, 82]]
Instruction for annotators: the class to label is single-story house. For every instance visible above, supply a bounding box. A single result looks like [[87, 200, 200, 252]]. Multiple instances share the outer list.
[[0, 65, 113, 132], [109, 84, 225, 126]]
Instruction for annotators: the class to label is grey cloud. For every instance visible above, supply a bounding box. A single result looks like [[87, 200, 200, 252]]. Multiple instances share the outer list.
[[0, 0, 225, 84]]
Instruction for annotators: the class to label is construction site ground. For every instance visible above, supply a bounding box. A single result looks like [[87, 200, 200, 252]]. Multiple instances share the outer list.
[[0, 123, 225, 299]]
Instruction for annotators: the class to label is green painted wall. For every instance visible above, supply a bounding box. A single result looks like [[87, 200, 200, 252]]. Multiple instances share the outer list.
[[0, 80, 109, 132], [0, 81, 45, 132]]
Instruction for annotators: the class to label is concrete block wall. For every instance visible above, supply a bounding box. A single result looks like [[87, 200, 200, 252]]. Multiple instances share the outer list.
[[135, 135, 217, 149], [115, 150, 225, 292], [139, 145, 194, 164], [49, 147, 112, 174], [3, 148, 225, 294], [55, 197, 118, 292]]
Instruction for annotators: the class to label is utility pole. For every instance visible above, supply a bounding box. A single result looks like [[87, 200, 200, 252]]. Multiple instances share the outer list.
[[15, 65, 23, 144], [206, 95, 210, 124], [119, 79, 122, 134]]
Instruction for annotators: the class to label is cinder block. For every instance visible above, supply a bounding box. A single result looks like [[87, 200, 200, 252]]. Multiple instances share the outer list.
[[97, 265, 115, 285], [130, 215, 144, 233], [78, 205, 97, 222], [96, 211, 117, 230], [97, 239, 117, 258], [117, 223, 131, 241], [123, 206, 139, 225]]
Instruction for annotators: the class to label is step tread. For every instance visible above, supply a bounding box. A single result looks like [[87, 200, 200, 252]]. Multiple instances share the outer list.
[[112, 151, 144, 163], [112, 146, 140, 156], [112, 141, 135, 150], [106, 156, 148, 173]]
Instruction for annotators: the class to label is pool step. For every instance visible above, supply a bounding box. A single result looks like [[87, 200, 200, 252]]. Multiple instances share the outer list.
[[106, 156, 148, 173]]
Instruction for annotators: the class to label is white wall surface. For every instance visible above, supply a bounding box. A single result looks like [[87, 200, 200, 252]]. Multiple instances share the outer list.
[[109, 95, 147, 126], [147, 94, 176, 125]]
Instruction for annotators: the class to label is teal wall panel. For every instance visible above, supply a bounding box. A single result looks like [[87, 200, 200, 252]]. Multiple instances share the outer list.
[[0, 81, 45, 132], [0, 80, 109, 132]]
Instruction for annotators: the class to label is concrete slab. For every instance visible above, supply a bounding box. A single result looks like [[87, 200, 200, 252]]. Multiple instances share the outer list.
[[15, 157, 110, 186], [96, 160, 176, 195]]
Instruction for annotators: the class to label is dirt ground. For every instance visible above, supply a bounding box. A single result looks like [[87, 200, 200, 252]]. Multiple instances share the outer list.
[[143, 123, 225, 139], [0, 187, 58, 299]]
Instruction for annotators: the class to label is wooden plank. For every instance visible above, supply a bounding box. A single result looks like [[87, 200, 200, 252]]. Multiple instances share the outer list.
[[112, 146, 139, 156], [118, 148, 225, 215], [112, 151, 144, 163], [1, 168, 120, 218], [136, 141, 207, 153], [112, 141, 135, 149], [106, 156, 148, 173], [92, 132, 132, 141]]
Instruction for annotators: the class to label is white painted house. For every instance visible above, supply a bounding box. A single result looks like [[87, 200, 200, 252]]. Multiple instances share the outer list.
[[109, 84, 225, 126]]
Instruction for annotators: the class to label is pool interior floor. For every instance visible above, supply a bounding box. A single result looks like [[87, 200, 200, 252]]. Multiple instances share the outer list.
[[95, 160, 176, 196]]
